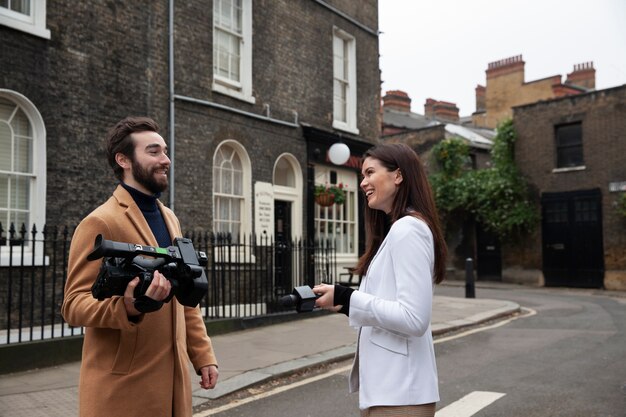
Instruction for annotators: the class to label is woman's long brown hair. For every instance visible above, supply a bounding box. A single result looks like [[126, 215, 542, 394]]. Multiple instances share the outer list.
[[353, 143, 447, 284]]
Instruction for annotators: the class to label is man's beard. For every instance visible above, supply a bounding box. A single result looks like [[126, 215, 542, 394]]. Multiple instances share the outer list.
[[132, 162, 168, 194]]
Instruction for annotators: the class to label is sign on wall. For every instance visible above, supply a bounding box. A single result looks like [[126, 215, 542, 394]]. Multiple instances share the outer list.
[[254, 182, 274, 243], [609, 181, 626, 192]]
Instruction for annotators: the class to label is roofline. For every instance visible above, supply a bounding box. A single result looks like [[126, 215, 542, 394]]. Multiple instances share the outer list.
[[512, 84, 626, 110]]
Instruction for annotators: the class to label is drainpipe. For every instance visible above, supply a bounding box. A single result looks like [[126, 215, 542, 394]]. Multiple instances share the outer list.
[[168, 0, 176, 210]]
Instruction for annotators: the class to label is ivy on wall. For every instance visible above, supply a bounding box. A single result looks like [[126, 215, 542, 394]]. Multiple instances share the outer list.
[[617, 193, 626, 218], [429, 119, 538, 239]]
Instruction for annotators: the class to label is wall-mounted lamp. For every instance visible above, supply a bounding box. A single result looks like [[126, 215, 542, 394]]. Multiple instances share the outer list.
[[328, 142, 350, 165]]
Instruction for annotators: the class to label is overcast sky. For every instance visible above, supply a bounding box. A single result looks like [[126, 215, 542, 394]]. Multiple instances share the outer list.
[[378, 0, 626, 117]]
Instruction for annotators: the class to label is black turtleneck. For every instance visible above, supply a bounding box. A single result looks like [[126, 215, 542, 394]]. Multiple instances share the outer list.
[[121, 183, 171, 248]]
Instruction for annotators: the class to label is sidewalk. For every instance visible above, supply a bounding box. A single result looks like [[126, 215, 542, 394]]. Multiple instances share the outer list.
[[0, 294, 519, 417]]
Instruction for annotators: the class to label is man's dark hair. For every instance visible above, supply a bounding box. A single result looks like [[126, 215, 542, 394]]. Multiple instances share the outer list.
[[106, 116, 160, 181]]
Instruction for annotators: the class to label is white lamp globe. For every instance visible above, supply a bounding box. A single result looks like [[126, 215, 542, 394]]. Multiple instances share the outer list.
[[328, 142, 350, 165]]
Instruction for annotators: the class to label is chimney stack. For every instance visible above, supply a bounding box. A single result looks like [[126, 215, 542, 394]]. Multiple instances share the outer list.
[[566, 62, 595, 90], [382, 90, 412, 112], [475, 85, 486, 112], [424, 98, 459, 122], [486, 54, 525, 79]]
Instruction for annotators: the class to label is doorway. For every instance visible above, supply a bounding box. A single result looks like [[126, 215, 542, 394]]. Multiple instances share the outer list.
[[476, 223, 502, 280], [274, 200, 292, 294], [541, 189, 604, 288]]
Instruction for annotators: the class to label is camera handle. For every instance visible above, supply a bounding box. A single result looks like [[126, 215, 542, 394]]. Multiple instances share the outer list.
[[131, 259, 175, 312]]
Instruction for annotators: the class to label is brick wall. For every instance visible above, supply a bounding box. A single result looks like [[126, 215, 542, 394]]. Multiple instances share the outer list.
[[484, 72, 559, 129], [1, 1, 171, 227], [1, 0, 380, 233], [511, 85, 626, 288]]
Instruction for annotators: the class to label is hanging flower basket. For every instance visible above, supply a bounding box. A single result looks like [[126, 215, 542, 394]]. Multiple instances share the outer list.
[[314, 183, 346, 206], [315, 192, 335, 207]]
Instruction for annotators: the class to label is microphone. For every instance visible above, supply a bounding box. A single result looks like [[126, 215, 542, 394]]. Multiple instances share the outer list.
[[279, 286, 320, 313]]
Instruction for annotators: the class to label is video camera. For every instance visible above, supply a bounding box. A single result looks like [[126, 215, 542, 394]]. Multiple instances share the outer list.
[[279, 286, 320, 313], [87, 234, 208, 309]]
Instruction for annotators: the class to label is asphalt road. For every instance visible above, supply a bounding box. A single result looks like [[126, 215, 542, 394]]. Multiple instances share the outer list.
[[198, 284, 626, 417]]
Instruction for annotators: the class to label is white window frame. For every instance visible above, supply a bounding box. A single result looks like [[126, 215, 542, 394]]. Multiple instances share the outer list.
[[212, 0, 255, 104], [332, 27, 358, 134], [212, 140, 252, 243], [313, 165, 358, 263], [0, 89, 47, 266], [0, 0, 50, 39]]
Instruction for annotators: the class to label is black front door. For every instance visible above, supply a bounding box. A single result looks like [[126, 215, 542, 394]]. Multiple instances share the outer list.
[[476, 223, 502, 280], [274, 201, 292, 295], [542, 189, 604, 288]]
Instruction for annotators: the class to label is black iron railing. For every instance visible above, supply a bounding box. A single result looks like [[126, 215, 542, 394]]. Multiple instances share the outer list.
[[0, 223, 338, 345]]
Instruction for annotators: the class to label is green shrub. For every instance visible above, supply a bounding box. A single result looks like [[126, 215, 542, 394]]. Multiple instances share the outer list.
[[429, 119, 538, 239]]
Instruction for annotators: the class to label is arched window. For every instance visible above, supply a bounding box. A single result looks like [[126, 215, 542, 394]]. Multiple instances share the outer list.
[[273, 153, 303, 240], [0, 91, 46, 235], [212, 140, 251, 241], [0, 90, 46, 265], [273, 156, 296, 187]]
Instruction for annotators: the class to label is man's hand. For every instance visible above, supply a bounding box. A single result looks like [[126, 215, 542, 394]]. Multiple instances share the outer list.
[[123, 271, 172, 316], [199, 365, 219, 389]]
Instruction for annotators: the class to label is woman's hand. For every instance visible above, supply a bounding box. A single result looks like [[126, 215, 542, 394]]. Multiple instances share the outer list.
[[313, 284, 342, 312]]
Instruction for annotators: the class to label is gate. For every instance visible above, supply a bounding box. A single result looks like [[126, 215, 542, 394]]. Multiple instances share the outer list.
[[541, 189, 604, 288]]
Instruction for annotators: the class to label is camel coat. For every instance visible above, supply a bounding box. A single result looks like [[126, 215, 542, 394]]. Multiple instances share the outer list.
[[62, 186, 217, 417]]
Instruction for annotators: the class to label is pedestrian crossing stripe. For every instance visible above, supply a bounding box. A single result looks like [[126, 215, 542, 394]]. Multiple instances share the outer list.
[[436, 391, 506, 417]]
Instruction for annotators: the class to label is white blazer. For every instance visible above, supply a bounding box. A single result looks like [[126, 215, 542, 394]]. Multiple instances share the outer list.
[[348, 215, 439, 410]]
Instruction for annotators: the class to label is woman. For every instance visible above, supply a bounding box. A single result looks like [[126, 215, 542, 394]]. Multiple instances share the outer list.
[[314, 143, 447, 416]]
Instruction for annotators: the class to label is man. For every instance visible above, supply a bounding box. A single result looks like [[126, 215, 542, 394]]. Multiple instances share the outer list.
[[62, 117, 218, 417]]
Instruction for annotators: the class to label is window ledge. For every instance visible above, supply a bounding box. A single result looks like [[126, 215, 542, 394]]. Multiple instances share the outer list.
[[0, 15, 51, 39], [212, 83, 256, 104], [332, 120, 360, 135], [552, 166, 586, 173]]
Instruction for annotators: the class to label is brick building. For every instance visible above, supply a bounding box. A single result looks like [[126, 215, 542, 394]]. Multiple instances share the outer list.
[[511, 85, 626, 290], [380, 90, 501, 278], [472, 55, 595, 129], [0, 1, 380, 276]]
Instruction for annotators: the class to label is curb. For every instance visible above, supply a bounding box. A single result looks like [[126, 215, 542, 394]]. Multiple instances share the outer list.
[[432, 301, 520, 335], [193, 344, 356, 403], [193, 301, 521, 406]]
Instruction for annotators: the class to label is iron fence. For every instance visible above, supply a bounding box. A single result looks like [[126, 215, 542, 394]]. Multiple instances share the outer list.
[[0, 223, 338, 345]]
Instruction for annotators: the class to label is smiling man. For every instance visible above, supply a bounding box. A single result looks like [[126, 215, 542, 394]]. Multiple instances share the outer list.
[[62, 117, 219, 417]]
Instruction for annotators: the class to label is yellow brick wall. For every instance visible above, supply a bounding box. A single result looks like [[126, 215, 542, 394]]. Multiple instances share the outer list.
[[483, 72, 560, 128]]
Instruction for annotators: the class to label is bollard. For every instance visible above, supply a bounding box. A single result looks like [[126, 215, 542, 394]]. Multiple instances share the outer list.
[[465, 258, 476, 298]]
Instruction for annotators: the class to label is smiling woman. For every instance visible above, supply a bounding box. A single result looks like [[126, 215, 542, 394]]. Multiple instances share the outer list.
[[360, 158, 402, 214], [313, 143, 447, 416]]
